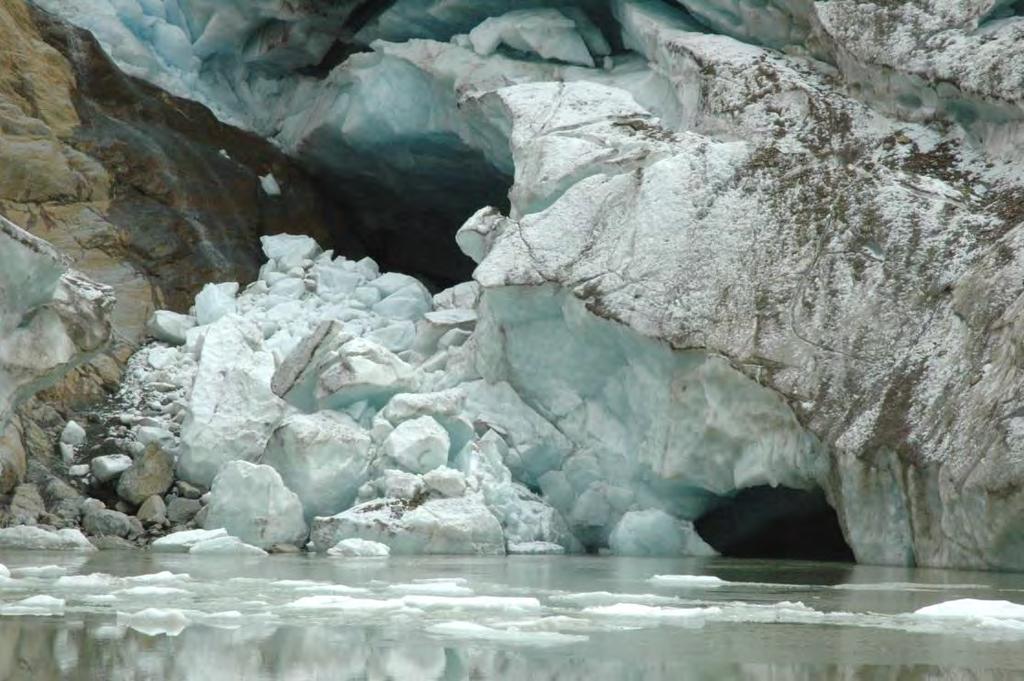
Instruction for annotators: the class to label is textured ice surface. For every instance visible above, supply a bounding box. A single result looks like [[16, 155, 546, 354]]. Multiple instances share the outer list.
[[203, 461, 308, 549]]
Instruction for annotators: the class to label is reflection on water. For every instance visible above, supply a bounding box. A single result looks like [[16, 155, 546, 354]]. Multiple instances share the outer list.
[[0, 553, 1023, 680]]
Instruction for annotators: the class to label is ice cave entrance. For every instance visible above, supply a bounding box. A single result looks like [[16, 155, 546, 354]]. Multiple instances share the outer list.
[[695, 486, 855, 562]]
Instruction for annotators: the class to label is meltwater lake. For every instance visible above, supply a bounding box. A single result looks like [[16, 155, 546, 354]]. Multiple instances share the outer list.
[[0, 553, 1022, 680]]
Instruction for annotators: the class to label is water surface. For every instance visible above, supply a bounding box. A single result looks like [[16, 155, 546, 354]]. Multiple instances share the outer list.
[[1, 552, 1023, 679]]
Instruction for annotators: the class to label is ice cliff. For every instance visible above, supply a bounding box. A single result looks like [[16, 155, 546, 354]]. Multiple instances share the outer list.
[[11, 0, 1024, 569]]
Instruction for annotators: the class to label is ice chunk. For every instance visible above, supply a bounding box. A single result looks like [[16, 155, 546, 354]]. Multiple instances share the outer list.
[[315, 338, 416, 410], [262, 411, 372, 519], [0, 595, 65, 616], [151, 528, 229, 553], [426, 621, 587, 646], [259, 173, 282, 196], [124, 572, 192, 586], [327, 538, 391, 558], [190, 536, 268, 556], [178, 316, 285, 486], [582, 603, 715, 621], [115, 586, 190, 597], [608, 509, 717, 557], [117, 608, 188, 636], [203, 461, 308, 548], [386, 582, 473, 596], [469, 9, 597, 67], [55, 573, 118, 590], [261, 235, 322, 264], [550, 592, 683, 607], [90, 454, 133, 483], [311, 495, 505, 555], [402, 595, 541, 611], [10, 565, 68, 578], [61, 420, 86, 446], [283, 595, 405, 613], [648, 575, 726, 588], [423, 467, 467, 498], [0, 526, 95, 551], [383, 416, 450, 474], [194, 282, 239, 326], [146, 310, 196, 345], [914, 599, 1024, 620], [508, 541, 565, 554]]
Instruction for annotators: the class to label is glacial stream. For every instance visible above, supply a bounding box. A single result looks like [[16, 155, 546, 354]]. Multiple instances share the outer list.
[[1, 554, 1023, 679]]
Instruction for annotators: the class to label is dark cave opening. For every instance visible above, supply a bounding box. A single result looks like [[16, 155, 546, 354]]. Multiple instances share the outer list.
[[695, 486, 855, 562]]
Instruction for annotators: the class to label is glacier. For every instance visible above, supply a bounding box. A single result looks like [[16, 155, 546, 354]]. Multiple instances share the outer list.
[[12, 0, 1024, 571]]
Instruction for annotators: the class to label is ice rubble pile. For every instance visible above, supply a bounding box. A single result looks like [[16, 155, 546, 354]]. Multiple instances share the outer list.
[[112, 234, 589, 554], [114, 213, 835, 555]]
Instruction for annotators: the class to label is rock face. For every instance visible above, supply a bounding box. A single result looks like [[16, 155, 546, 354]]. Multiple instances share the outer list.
[[0, 215, 113, 492]]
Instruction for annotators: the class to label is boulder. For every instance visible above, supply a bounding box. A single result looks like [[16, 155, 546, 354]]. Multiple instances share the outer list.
[[82, 509, 135, 538], [165, 497, 202, 525], [203, 461, 308, 548], [116, 444, 174, 505], [9, 483, 44, 525], [136, 495, 167, 525]]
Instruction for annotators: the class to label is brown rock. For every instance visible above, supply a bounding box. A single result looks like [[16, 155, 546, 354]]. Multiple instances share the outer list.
[[115, 444, 173, 505]]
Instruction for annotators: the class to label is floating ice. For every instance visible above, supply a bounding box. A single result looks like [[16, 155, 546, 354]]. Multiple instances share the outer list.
[[115, 586, 191, 597], [283, 595, 407, 613], [326, 538, 391, 558], [386, 582, 475, 596], [190, 536, 269, 556], [426, 621, 588, 646], [1, 595, 66, 616], [117, 608, 189, 637], [582, 603, 717, 622], [0, 527, 95, 551], [151, 528, 229, 553], [54, 573, 118, 590], [401, 595, 541, 612], [648, 575, 726, 588], [10, 565, 69, 578], [550, 592, 685, 607], [914, 599, 1024, 620]]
